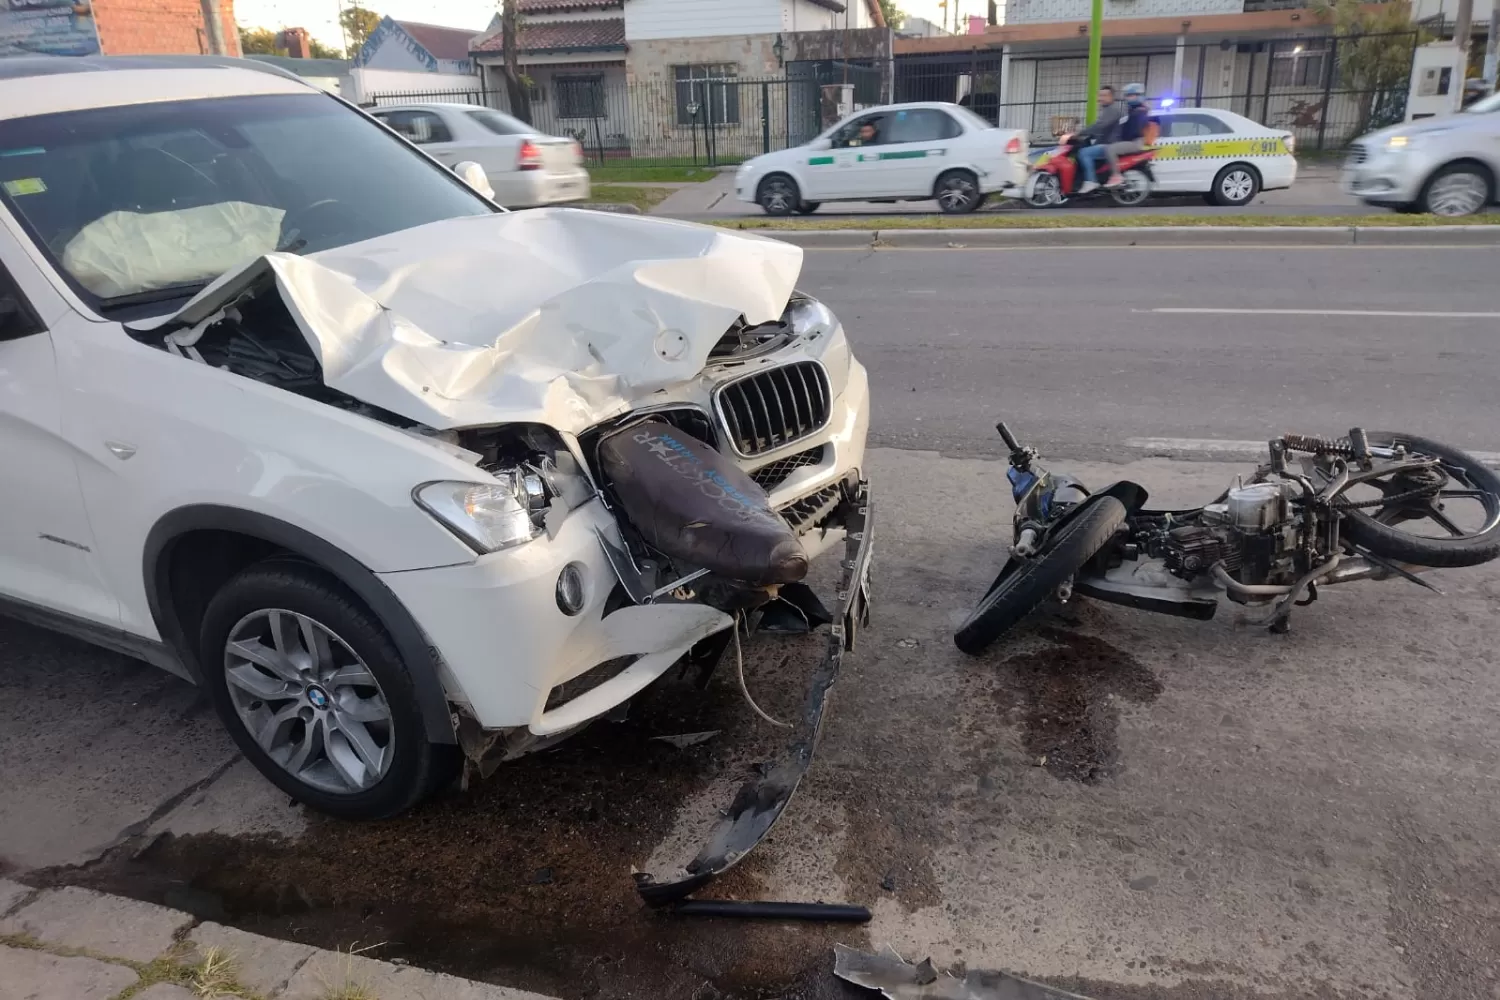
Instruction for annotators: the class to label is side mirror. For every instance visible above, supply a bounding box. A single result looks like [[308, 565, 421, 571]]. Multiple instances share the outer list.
[[808, 137, 833, 151], [454, 161, 495, 201]]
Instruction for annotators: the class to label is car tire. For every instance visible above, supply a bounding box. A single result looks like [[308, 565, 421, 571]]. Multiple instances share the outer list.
[[795, 201, 821, 214], [199, 560, 458, 820], [1418, 162, 1493, 217], [935, 170, 983, 214], [757, 174, 800, 216], [1210, 163, 1260, 207]]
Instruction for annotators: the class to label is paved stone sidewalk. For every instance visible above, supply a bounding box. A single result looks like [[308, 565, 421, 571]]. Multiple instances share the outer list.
[[0, 879, 555, 1000]]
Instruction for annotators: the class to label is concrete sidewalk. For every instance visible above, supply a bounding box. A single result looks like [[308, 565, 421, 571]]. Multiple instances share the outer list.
[[0, 880, 555, 1000]]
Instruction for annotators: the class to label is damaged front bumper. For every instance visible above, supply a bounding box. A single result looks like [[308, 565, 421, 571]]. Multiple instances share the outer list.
[[633, 481, 873, 907]]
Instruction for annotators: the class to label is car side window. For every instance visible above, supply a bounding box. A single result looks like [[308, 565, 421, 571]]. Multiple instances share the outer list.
[[885, 109, 962, 144], [1161, 113, 1233, 138], [0, 263, 45, 341], [376, 110, 454, 145], [832, 114, 887, 148]]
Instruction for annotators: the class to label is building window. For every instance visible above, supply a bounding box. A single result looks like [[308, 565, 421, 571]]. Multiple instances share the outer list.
[[556, 75, 605, 119], [1270, 40, 1329, 89], [674, 64, 740, 126]]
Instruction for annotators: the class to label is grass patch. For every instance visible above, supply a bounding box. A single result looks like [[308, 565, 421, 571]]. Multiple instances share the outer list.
[[588, 164, 715, 184], [584, 184, 674, 212], [1, 932, 259, 999], [715, 212, 1497, 231]]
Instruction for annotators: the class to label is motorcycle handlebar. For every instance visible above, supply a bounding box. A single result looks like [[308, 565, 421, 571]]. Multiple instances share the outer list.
[[996, 422, 1022, 452]]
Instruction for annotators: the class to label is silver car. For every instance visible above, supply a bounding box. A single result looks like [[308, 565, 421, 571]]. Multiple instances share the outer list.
[[1343, 91, 1500, 216]]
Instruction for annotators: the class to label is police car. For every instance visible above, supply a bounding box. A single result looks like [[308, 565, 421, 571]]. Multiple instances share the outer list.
[[1145, 105, 1298, 206], [735, 102, 1031, 215]]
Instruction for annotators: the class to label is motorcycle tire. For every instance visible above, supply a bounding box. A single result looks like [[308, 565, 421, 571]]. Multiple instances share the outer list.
[[1342, 431, 1500, 569], [954, 496, 1127, 656]]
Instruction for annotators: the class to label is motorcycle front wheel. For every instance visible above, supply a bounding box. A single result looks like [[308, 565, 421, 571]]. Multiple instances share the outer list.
[[1341, 431, 1500, 568], [954, 496, 1127, 656]]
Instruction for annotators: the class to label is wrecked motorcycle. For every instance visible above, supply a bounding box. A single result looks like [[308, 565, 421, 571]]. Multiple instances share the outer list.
[[955, 422, 1500, 654]]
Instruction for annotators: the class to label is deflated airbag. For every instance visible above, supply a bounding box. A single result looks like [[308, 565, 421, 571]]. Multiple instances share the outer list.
[[598, 421, 807, 587]]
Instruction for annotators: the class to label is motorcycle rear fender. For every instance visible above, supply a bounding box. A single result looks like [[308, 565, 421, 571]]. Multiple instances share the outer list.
[[1044, 480, 1150, 531]]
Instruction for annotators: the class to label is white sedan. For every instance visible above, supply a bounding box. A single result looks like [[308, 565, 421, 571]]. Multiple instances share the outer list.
[[735, 102, 1030, 215], [370, 102, 590, 209], [1145, 106, 1298, 206]]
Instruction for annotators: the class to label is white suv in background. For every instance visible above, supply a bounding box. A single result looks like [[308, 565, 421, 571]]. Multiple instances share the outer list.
[[0, 56, 872, 820]]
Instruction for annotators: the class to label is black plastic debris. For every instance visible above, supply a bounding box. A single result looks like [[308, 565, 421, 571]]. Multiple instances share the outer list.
[[632, 487, 873, 922], [650, 731, 720, 749], [833, 945, 1096, 1000]]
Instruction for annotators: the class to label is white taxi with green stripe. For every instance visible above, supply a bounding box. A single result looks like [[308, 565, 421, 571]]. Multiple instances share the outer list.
[[1146, 106, 1298, 206], [735, 101, 1030, 216]]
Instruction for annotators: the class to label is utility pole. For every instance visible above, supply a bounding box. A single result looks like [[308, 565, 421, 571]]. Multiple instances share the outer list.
[[199, 0, 227, 54], [1483, 5, 1499, 93], [1452, 0, 1473, 110], [1086, 0, 1103, 121]]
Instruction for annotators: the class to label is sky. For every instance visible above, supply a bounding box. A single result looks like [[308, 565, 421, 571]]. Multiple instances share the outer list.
[[234, 0, 955, 52]]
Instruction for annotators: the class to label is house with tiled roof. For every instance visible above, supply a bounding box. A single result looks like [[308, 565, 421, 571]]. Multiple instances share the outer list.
[[469, 0, 891, 159]]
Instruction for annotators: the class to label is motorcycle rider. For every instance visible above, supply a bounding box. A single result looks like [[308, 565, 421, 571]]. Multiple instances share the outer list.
[[1069, 85, 1123, 194], [1102, 83, 1152, 188]]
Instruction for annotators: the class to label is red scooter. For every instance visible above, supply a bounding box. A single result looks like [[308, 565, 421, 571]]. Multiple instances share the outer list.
[[1022, 133, 1158, 208]]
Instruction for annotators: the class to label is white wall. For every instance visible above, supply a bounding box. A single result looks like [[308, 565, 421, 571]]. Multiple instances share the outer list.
[[350, 67, 482, 102], [785, 0, 840, 32], [625, 0, 783, 40]]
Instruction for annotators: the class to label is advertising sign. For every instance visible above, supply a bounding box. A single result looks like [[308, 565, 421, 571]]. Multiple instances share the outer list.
[[1, 0, 101, 58]]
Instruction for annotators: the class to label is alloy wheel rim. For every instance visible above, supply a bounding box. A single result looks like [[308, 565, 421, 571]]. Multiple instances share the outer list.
[[762, 181, 793, 213], [223, 609, 394, 795], [1222, 170, 1254, 202], [1034, 174, 1062, 206], [1427, 173, 1487, 216], [939, 178, 976, 209]]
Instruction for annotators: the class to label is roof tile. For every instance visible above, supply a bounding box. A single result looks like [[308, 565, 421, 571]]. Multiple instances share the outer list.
[[471, 18, 625, 54]]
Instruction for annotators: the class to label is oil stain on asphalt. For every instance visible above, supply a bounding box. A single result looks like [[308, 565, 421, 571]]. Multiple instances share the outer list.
[[992, 622, 1163, 784]]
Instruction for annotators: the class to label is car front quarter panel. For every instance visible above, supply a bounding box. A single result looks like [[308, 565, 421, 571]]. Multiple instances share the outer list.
[[52, 313, 490, 641]]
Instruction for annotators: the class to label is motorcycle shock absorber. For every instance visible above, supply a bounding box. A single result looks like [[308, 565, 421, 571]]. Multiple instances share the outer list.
[[1281, 433, 1356, 458]]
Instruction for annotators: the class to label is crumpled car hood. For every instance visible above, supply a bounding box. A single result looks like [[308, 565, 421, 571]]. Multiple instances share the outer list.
[[133, 208, 803, 433]]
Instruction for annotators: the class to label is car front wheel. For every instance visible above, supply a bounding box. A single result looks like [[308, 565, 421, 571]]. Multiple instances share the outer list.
[[1419, 163, 1492, 216], [757, 175, 800, 216], [199, 561, 457, 820]]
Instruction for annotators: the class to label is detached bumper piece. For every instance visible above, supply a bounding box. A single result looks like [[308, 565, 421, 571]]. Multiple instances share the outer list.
[[833, 944, 1098, 999], [633, 482, 874, 920]]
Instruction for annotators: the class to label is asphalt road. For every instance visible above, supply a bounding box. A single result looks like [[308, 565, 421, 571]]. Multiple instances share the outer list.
[[4, 245, 1500, 1000], [802, 245, 1500, 462]]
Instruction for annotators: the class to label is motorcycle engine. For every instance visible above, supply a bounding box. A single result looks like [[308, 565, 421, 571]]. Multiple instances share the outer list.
[[1161, 482, 1301, 586]]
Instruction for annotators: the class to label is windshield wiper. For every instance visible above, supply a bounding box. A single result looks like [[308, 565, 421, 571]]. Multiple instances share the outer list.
[[96, 281, 209, 312]]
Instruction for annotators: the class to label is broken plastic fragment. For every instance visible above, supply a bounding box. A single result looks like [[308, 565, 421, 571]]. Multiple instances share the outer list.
[[832, 944, 1096, 1000], [650, 731, 720, 749]]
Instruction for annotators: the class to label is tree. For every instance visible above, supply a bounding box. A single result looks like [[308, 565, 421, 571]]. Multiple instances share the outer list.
[[238, 26, 284, 55], [876, 0, 904, 29], [309, 38, 343, 59], [498, 0, 533, 124], [340, 5, 382, 55], [1311, 0, 1430, 133]]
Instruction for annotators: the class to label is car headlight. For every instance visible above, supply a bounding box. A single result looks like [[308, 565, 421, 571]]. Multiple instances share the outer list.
[[415, 471, 548, 553], [1385, 135, 1411, 150], [787, 293, 852, 390]]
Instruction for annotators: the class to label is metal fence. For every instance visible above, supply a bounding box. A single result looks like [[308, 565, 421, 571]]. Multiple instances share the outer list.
[[894, 30, 1422, 152], [369, 61, 887, 166]]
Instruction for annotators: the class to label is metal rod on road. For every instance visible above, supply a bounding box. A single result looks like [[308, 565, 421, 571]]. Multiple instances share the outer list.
[[1087, 0, 1103, 122]]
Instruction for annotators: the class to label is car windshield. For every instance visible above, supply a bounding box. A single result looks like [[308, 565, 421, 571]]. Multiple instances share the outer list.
[[0, 92, 495, 310], [1463, 91, 1500, 113]]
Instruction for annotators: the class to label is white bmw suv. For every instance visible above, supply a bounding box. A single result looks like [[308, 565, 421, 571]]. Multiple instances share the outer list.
[[0, 56, 872, 821]]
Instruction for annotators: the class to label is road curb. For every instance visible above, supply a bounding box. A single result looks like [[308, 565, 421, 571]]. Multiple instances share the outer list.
[[742, 225, 1500, 248]]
